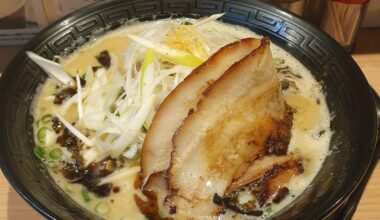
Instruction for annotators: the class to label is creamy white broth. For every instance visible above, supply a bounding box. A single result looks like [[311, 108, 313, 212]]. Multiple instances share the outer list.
[[32, 18, 331, 219]]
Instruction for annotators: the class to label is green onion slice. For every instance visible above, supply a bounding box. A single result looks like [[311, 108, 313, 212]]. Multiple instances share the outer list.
[[81, 188, 91, 203], [273, 58, 285, 67], [265, 206, 272, 213], [37, 127, 48, 143], [95, 201, 110, 215], [141, 125, 148, 133], [49, 148, 63, 159], [35, 120, 43, 128], [41, 114, 52, 123], [182, 21, 193, 25], [33, 146, 45, 159], [65, 185, 74, 193]]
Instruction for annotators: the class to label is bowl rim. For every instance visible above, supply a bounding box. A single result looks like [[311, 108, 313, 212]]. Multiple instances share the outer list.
[[0, 0, 379, 219]]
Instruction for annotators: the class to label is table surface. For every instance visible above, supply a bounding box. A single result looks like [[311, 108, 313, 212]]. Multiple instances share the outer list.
[[0, 30, 379, 220]]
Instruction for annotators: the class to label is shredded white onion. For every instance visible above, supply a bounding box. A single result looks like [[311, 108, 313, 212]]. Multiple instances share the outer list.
[[75, 75, 83, 119], [110, 95, 156, 157], [26, 51, 73, 85], [83, 148, 99, 166], [98, 166, 140, 185], [194, 13, 225, 27], [127, 34, 190, 58], [123, 143, 139, 159]]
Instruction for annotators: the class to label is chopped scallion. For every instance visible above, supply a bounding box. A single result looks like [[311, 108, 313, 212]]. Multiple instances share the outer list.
[[182, 21, 193, 25], [35, 120, 43, 128], [81, 188, 91, 203], [65, 185, 74, 193], [33, 146, 45, 159], [159, 210, 165, 218], [37, 127, 48, 143], [265, 206, 272, 213], [95, 201, 110, 215], [109, 104, 116, 113], [41, 114, 52, 123], [49, 148, 63, 159], [273, 58, 285, 67]]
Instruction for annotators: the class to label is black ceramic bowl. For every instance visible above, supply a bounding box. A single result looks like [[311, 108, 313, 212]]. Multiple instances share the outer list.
[[0, 0, 379, 219]]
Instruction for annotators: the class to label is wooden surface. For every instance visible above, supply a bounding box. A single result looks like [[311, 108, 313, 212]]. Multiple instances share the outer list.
[[0, 32, 379, 220], [351, 52, 380, 220]]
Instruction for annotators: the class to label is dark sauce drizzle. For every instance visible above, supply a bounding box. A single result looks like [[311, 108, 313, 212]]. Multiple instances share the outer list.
[[53, 120, 120, 197]]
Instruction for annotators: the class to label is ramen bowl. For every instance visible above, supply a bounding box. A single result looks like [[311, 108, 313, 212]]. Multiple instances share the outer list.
[[0, 0, 379, 219]]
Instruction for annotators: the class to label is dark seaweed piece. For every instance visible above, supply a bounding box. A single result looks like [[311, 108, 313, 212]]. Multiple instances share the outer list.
[[91, 183, 113, 197], [272, 187, 289, 204], [169, 206, 177, 214], [57, 128, 79, 150], [86, 157, 117, 178], [58, 128, 85, 180], [56, 128, 119, 197], [78, 157, 118, 196], [54, 87, 77, 104], [92, 66, 101, 72], [72, 76, 86, 87], [113, 186, 120, 193], [62, 161, 84, 181], [213, 193, 224, 206], [56, 128, 84, 168], [51, 117, 64, 134], [318, 129, 326, 137], [224, 191, 263, 216], [316, 98, 321, 105], [96, 50, 111, 68]]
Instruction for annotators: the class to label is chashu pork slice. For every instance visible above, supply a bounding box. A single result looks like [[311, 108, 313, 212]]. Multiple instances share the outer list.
[[140, 38, 261, 186], [166, 39, 287, 217]]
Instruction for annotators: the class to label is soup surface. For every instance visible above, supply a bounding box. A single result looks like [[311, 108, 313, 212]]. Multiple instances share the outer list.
[[31, 17, 331, 219]]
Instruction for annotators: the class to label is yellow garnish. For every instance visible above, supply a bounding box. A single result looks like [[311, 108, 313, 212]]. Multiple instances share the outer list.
[[166, 25, 209, 61], [160, 53, 203, 67], [127, 34, 203, 68]]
